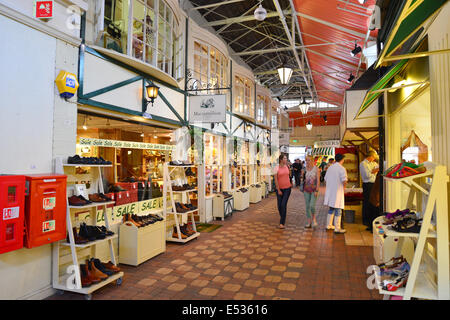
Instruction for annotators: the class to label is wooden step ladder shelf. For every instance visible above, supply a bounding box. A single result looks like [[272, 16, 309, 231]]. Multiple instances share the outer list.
[[163, 162, 200, 243], [372, 163, 449, 300], [52, 157, 123, 300]]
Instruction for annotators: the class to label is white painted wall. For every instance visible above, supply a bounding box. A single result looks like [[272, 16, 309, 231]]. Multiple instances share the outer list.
[[0, 13, 79, 300]]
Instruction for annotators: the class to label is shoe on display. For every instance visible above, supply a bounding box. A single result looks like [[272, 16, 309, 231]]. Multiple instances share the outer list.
[[88, 259, 108, 281], [68, 195, 88, 206], [77, 195, 92, 204], [79, 223, 97, 242], [92, 258, 114, 276], [67, 227, 89, 244], [81, 262, 101, 284], [381, 271, 409, 292], [103, 261, 121, 273], [79, 265, 93, 287], [392, 217, 422, 233], [98, 193, 112, 202], [305, 224, 312, 228], [89, 193, 107, 203], [173, 226, 188, 239]]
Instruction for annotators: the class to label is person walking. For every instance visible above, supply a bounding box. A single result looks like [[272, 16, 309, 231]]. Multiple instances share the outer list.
[[360, 150, 379, 231], [301, 155, 320, 228], [274, 154, 292, 229], [324, 153, 348, 234], [293, 159, 302, 187]]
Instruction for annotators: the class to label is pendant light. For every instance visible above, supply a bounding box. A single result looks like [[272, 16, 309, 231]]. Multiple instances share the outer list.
[[306, 121, 313, 131], [82, 115, 88, 130], [254, 2, 267, 21], [277, 64, 293, 85], [299, 97, 309, 114]]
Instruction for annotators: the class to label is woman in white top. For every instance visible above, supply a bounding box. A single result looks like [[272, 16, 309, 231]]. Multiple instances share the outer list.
[[301, 155, 320, 228], [323, 153, 348, 234]]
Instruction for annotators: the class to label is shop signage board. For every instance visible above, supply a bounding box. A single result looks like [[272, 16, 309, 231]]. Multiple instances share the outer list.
[[34, 0, 53, 19], [78, 137, 175, 151], [189, 94, 227, 123], [314, 140, 340, 148], [279, 132, 290, 146], [73, 197, 168, 225]]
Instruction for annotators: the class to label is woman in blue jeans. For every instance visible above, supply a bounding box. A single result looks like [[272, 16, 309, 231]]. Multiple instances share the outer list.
[[301, 155, 320, 228], [274, 154, 292, 229]]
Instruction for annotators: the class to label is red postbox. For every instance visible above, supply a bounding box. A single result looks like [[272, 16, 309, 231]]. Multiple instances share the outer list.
[[24, 174, 67, 248], [0, 175, 26, 254]]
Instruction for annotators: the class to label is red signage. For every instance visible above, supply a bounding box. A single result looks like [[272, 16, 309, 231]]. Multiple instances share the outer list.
[[35, 1, 53, 19]]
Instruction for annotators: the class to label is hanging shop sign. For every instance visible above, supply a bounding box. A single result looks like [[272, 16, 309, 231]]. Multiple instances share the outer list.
[[189, 94, 226, 123], [34, 0, 53, 19], [279, 132, 290, 146], [314, 140, 340, 148], [78, 137, 175, 151], [55, 70, 79, 98]]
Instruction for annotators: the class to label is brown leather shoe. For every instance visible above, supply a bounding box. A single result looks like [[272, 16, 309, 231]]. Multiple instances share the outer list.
[[89, 193, 106, 203], [79, 264, 92, 287], [67, 227, 89, 244], [123, 213, 141, 227], [68, 195, 88, 206], [82, 261, 100, 284], [103, 261, 121, 273], [89, 259, 108, 280], [173, 226, 187, 239]]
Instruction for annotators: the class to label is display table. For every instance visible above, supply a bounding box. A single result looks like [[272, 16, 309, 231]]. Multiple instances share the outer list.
[[249, 184, 262, 203], [233, 188, 249, 211], [213, 194, 233, 220], [119, 218, 166, 266]]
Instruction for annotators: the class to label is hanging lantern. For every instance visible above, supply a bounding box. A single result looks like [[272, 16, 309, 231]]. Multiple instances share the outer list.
[[306, 121, 313, 131], [299, 98, 309, 114], [277, 65, 293, 85]]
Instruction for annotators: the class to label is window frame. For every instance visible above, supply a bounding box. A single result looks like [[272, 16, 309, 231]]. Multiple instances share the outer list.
[[193, 40, 229, 91]]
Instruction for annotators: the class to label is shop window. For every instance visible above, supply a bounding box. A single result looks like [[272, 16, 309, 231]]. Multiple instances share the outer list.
[[401, 130, 429, 164], [193, 41, 228, 90], [99, 0, 181, 79], [271, 114, 277, 129], [234, 75, 254, 117]]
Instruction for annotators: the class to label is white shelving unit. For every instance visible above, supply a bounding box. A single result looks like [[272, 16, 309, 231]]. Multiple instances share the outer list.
[[373, 163, 449, 300], [163, 163, 200, 243], [52, 158, 123, 300]]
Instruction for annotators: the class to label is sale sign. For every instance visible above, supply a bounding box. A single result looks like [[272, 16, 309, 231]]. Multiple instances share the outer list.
[[34, 1, 53, 19]]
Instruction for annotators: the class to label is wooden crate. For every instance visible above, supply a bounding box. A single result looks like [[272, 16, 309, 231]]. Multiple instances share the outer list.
[[119, 219, 166, 266]]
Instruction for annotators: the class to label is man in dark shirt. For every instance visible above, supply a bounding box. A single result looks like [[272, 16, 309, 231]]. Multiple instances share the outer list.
[[292, 159, 302, 187]]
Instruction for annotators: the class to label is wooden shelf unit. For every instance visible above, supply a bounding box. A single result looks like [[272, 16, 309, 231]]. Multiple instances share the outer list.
[[53, 158, 123, 300], [163, 163, 200, 243], [372, 163, 449, 300]]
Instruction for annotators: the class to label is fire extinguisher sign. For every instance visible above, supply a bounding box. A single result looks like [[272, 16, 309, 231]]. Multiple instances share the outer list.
[[34, 0, 54, 19], [3, 207, 19, 220], [43, 197, 56, 210]]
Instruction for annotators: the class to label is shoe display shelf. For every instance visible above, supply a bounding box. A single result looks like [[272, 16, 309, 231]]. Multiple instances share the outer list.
[[343, 153, 360, 188], [119, 217, 166, 266], [163, 162, 200, 243], [52, 157, 123, 300], [370, 163, 449, 300]]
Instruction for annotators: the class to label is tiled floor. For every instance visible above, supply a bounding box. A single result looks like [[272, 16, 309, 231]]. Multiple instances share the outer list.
[[47, 187, 382, 300]]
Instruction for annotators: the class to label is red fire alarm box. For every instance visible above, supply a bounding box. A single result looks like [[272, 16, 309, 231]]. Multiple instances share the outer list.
[[0, 175, 26, 254], [24, 174, 67, 248]]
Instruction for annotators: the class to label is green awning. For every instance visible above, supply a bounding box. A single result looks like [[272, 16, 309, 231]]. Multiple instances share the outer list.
[[375, 0, 447, 68], [355, 59, 408, 119], [312, 147, 334, 156]]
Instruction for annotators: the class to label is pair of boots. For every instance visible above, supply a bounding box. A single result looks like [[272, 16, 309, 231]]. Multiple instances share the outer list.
[[326, 213, 346, 234]]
